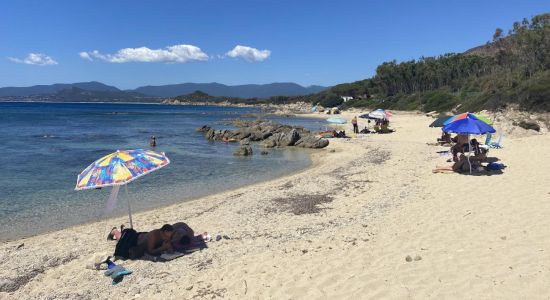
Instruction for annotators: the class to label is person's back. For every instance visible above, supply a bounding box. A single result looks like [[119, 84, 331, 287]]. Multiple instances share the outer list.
[[132, 224, 174, 258]]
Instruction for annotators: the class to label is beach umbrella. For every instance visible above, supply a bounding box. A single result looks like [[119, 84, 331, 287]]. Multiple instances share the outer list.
[[443, 113, 493, 126], [326, 117, 347, 124], [428, 115, 452, 127], [367, 109, 388, 120], [443, 113, 495, 173], [75, 149, 170, 228], [443, 113, 496, 135]]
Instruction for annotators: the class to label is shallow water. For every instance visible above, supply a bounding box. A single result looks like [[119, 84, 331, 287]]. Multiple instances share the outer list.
[[0, 102, 327, 241]]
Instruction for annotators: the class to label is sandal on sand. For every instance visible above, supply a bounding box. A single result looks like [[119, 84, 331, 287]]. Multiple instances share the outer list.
[[107, 227, 117, 240]]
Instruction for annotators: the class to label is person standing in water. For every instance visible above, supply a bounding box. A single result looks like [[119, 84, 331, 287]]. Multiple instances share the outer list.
[[351, 116, 359, 134], [149, 136, 157, 148]]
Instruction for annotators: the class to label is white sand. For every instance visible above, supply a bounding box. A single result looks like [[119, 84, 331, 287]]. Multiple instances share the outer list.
[[1, 111, 549, 299]]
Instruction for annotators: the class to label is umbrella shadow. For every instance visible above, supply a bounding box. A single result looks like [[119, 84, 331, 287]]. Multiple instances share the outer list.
[[486, 157, 500, 163]]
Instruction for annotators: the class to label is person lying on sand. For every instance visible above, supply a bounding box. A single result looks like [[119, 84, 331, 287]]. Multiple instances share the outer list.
[[110, 224, 175, 258], [125, 224, 175, 258], [171, 222, 210, 251]]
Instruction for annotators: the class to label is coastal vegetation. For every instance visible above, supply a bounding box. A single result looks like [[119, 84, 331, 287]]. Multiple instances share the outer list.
[[315, 13, 550, 112]]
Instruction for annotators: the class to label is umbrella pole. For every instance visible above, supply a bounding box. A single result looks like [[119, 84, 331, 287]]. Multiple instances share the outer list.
[[467, 134, 472, 174], [125, 184, 133, 229]]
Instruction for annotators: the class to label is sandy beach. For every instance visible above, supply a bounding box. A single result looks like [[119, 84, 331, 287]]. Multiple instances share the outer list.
[[1, 111, 550, 299]]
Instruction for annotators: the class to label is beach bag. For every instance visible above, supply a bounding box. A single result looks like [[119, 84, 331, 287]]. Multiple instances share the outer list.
[[487, 162, 506, 171], [114, 228, 139, 259]]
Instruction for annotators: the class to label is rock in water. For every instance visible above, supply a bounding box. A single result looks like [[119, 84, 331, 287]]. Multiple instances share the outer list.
[[234, 145, 253, 156], [295, 136, 330, 148]]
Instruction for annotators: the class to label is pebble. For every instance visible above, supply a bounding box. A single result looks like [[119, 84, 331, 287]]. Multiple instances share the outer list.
[[405, 255, 413, 262], [414, 255, 422, 261], [216, 235, 222, 241]]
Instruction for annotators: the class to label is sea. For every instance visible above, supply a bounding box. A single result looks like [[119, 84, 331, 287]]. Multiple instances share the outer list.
[[0, 102, 327, 241]]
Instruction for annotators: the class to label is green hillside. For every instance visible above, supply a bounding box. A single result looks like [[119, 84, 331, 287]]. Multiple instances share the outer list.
[[310, 13, 550, 112]]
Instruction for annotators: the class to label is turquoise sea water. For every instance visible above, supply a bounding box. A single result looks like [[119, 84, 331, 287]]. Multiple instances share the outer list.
[[0, 102, 327, 241]]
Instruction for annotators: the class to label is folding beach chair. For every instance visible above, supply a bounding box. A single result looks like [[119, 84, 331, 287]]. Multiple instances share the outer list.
[[489, 133, 503, 149]]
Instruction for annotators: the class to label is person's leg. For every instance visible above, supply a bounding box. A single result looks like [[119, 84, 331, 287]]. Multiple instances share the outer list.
[[107, 227, 122, 240]]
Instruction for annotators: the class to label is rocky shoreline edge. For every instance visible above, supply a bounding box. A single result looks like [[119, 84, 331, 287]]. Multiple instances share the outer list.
[[197, 119, 329, 156]]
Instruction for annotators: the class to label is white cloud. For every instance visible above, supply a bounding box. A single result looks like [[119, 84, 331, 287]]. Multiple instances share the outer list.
[[79, 52, 92, 61], [226, 45, 271, 62], [80, 44, 209, 63], [8, 53, 58, 66]]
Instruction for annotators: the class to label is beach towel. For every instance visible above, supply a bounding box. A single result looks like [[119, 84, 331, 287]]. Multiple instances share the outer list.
[[143, 236, 208, 262]]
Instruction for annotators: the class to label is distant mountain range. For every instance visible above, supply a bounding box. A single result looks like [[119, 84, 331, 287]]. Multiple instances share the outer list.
[[132, 82, 326, 98], [0, 81, 328, 102]]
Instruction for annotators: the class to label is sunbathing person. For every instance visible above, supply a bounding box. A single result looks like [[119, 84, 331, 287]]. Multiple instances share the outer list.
[[171, 222, 210, 251], [110, 224, 175, 259]]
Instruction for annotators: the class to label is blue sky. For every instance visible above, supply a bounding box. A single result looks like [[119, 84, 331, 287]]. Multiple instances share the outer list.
[[1, 0, 549, 89]]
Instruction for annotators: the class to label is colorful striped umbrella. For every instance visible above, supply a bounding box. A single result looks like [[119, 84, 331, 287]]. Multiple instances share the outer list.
[[443, 113, 493, 126], [75, 149, 170, 228], [443, 113, 496, 135]]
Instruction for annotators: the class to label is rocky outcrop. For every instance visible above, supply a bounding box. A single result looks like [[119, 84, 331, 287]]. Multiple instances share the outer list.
[[234, 145, 253, 156], [198, 119, 329, 154], [295, 135, 330, 148]]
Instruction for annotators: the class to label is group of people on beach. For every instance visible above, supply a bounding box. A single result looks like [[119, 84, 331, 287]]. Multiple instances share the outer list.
[[350, 116, 394, 134], [432, 132, 488, 173], [108, 222, 208, 259]]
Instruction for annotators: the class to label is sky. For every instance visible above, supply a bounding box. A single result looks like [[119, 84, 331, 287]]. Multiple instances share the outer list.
[[1, 0, 549, 89]]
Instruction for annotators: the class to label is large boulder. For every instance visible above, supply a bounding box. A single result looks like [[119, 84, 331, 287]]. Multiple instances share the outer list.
[[295, 135, 330, 148], [279, 129, 300, 146], [234, 145, 253, 156]]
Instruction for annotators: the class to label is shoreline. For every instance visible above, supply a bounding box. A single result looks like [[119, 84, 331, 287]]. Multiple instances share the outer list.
[[3, 111, 550, 299], [0, 147, 320, 244]]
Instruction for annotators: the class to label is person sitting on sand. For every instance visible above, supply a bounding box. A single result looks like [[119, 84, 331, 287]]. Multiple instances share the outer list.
[[437, 130, 452, 144], [450, 134, 469, 161], [432, 153, 481, 173]]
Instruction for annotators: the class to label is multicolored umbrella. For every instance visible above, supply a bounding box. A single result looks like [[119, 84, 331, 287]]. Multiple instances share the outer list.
[[443, 113, 496, 135], [443, 113, 493, 126], [75, 149, 170, 228]]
